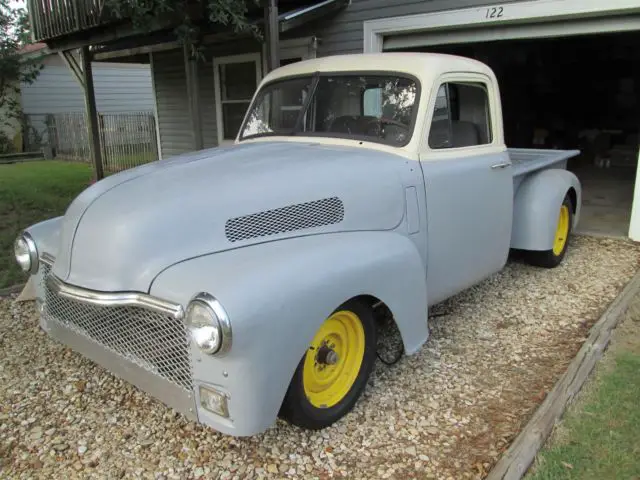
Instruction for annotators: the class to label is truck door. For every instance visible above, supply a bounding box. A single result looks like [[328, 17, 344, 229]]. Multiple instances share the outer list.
[[419, 76, 513, 305]]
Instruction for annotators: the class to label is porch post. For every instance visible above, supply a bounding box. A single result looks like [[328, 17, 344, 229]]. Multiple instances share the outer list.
[[264, 0, 279, 72], [79, 46, 104, 181], [183, 44, 204, 150], [628, 147, 640, 241]]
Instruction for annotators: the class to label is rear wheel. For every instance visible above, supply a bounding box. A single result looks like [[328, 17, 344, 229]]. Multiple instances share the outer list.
[[525, 194, 573, 268], [279, 299, 376, 430]]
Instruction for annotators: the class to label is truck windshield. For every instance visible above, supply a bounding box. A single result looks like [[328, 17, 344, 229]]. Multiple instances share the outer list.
[[239, 74, 419, 146]]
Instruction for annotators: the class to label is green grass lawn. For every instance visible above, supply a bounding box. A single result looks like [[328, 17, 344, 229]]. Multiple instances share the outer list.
[[527, 315, 640, 480], [0, 161, 92, 289]]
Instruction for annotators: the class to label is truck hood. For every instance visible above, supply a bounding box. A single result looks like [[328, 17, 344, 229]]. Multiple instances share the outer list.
[[51, 141, 407, 292]]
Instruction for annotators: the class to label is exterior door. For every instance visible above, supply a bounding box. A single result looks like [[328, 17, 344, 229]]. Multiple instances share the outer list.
[[419, 77, 513, 305]]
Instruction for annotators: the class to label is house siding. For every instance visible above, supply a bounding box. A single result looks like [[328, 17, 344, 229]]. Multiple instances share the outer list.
[[151, 50, 194, 158], [20, 54, 154, 114], [310, 0, 522, 56], [151, 50, 220, 157], [151, 40, 264, 157], [147, 0, 524, 158]]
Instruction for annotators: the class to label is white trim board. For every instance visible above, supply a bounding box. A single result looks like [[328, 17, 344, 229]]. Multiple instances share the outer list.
[[385, 15, 640, 49], [629, 150, 640, 242], [363, 0, 640, 52]]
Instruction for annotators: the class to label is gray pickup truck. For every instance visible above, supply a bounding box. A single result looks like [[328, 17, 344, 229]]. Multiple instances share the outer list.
[[15, 52, 581, 436]]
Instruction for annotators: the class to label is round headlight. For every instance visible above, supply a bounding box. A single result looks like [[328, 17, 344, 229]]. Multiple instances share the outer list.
[[14, 233, 38, 274], [186, 293, 232, 355]]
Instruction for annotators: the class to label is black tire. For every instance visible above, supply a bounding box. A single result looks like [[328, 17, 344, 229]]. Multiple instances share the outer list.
[[279, 299, 377, 430], [525, 194, 573, 269]]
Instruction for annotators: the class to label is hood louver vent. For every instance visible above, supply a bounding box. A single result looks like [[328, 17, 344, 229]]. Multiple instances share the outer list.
[[225, 197, 345, 243]]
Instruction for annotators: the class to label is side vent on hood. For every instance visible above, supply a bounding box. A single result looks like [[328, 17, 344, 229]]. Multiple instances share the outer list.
[[225, 197, 345, 243]]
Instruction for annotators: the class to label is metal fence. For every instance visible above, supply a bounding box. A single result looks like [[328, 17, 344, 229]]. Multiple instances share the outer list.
[[99, 112, 158, 172], [23, 112, 159, 173]]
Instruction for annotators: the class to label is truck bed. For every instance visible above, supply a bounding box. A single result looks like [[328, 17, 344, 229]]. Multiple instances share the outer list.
[[508, 148, 580, 178]]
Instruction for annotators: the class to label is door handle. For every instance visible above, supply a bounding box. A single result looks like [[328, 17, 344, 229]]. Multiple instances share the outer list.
[[491, 162, 512, 169]]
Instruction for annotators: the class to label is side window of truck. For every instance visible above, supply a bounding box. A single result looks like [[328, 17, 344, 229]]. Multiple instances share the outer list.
[[428, 82, 492, 149]]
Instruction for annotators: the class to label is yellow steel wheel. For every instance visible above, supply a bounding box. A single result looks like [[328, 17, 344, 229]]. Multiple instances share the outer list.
[[553, 204, 570, 256], [280, 299, 377, 429], [524, 194, 574, 269], [302, 310, 366, 408]]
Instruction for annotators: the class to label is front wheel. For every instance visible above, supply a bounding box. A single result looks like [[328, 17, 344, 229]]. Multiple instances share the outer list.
[[279, 299, 377, 430], [525, 194, 573, 268]]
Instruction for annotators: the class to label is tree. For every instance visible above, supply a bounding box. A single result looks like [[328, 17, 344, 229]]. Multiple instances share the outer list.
[[106, 0, 261, 58], [0, 0, 41, 153]]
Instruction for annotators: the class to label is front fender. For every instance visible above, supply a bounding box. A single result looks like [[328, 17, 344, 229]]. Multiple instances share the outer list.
[[150, 231, 428, 435], [18, 216, 63, 303], [511, 169, 582, 251], [24, 216, 63, 259]]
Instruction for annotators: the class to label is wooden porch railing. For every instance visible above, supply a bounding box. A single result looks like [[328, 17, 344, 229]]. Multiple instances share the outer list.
[[27, 0, 110, 42]]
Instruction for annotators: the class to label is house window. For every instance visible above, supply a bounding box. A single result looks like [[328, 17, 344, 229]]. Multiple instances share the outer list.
[[214, 53, 262, 143]]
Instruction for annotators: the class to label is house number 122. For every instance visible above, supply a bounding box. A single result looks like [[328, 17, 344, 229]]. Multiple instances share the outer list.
[[486, 6, 504, 18]]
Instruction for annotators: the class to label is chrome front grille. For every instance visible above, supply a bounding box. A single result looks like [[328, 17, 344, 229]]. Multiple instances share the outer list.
[[40, 263, 193, 391]]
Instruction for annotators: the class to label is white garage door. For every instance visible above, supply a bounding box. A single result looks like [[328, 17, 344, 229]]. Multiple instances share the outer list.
[[364, 0, 640, 53]]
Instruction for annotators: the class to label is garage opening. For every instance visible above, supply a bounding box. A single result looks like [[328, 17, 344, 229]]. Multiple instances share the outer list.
[[390, 31, 640, 237]]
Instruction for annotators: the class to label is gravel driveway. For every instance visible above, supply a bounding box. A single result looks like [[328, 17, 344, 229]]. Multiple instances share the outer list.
[[1, 235, 638, 480]]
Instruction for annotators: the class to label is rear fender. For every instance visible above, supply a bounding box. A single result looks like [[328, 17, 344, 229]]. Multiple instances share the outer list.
[[150, 231, 428, 435], [511, 169, 582, 251]]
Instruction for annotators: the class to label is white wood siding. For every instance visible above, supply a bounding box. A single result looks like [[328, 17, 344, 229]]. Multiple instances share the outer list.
[[20, 55, 154, 114]]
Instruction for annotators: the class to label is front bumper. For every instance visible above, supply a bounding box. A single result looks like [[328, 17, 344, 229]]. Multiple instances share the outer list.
[[34, 258, 248, 433], [41, 313, 197, 421], [36, 257, 198, 421]]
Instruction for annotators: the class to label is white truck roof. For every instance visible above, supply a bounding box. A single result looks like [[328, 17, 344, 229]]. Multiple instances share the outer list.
[[246, 52, 503, 157], [261, 52, 496, 86]]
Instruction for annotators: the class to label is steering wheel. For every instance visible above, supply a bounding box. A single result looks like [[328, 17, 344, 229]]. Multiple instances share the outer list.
[[380, 118, 409, 130], [364, 117, 410, 139]]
